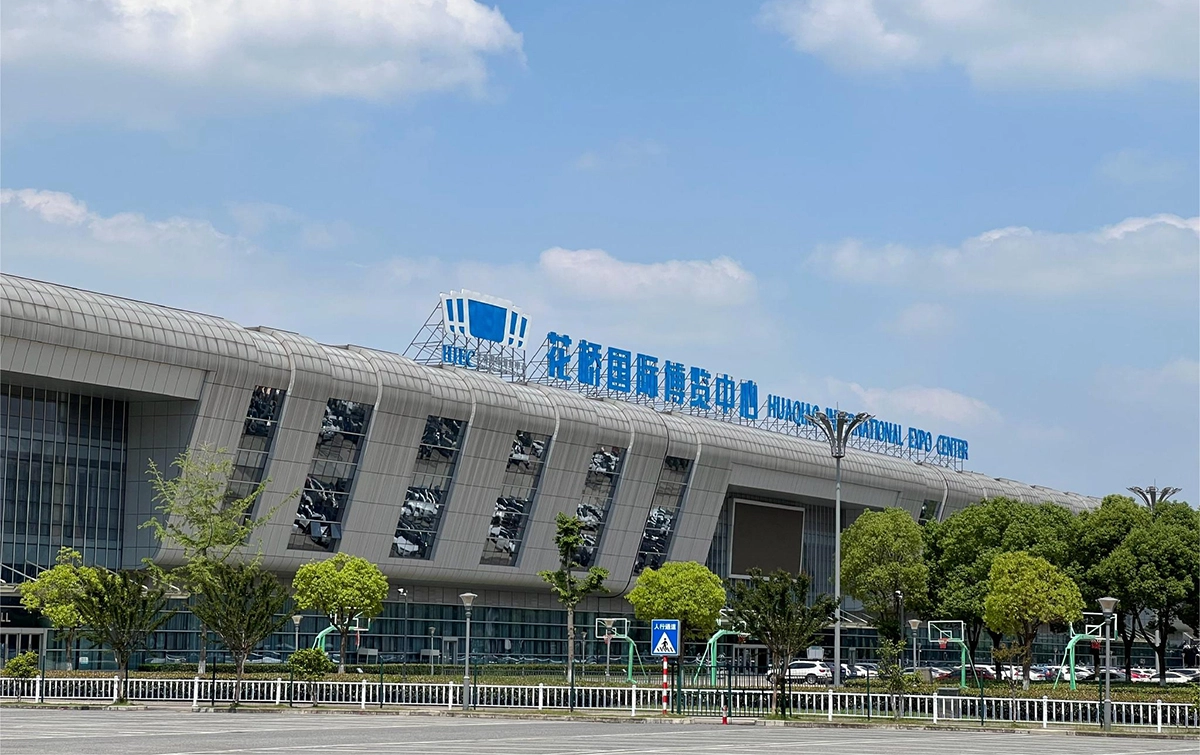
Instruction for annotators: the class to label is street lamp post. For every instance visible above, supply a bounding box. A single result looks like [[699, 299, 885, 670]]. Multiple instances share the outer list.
[[459, 592, 477, 711], [908, 619, 921, 670], [1099, 596, 1118, 732], [1127, 485, 1180, 516], [395, 588, 408, 664], [428, 626, 436, 677], [805, 409, 872, 688], [291, 614, 303, 655]]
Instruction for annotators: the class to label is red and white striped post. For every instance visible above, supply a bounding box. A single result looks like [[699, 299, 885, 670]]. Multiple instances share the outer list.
[[661, 656, 669, 715]]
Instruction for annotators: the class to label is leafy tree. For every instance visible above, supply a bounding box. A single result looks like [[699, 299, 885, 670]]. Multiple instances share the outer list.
[[727, 569, 835, 707], [142, 445, 289, 673], [841, 508, 927, 641], [926, 497, 1072, 659], [876, 638, 919, 718], [983, 552, 1083, 689], [538, 512, 609, 684], [991, 642, 1027, 719], [2, 650, 40, 678], [19, 548, 87, 670], [627, 561, 726, 642], [1077, 495, 1151, 676], [1116, 503, 1199, 686], [287, 648, 334, 704], [190, 561, 291, 706], [292, 554, 389, 674], [75, 569, 175, 701]]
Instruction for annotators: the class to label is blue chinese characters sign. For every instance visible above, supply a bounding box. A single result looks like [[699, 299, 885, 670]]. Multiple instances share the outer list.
[[651, 619, 681, 657]]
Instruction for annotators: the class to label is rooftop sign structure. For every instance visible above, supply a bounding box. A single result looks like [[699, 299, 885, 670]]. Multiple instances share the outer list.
[[405, 291, 968, 469]]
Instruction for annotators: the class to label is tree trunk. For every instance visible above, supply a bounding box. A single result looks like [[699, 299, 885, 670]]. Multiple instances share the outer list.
[[1118, 612, 1134, 677], [566, 606, 575, 685], [1020, 639, 1031, 691], [118, 653, 129, 703], [966, 620, 983, 660], [339, 628, 348, 675], [234, 654, 245, 707], [198, 625, 207, 675]]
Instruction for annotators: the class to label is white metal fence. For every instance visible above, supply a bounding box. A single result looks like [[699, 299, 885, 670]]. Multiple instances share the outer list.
[[1, 677, 1195, 731]]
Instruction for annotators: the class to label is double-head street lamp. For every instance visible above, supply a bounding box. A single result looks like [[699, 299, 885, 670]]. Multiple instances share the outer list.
[[1098, 596, 1118, 731], [459, 592, 477, 710], [807, 410, 872, 688]]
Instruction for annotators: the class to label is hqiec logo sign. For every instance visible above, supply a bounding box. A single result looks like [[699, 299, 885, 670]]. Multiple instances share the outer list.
[[441, 290, 529, 349]]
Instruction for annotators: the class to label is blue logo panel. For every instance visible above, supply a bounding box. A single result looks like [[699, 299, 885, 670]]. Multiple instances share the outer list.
[[440, 290, 529, 349], [651, 618, 681, 656]]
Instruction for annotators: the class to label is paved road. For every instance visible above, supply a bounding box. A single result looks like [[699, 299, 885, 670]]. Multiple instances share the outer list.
[[0, 709, 1193, 755]]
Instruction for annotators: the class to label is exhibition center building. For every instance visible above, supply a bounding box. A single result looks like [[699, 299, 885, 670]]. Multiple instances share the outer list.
[[0, 275, 1099, 665]]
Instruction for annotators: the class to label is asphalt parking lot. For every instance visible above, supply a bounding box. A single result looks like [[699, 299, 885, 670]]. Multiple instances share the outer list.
[[0, 709, 1193, 755]]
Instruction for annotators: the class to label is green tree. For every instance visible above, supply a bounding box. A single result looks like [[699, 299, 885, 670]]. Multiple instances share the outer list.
[[727, 569, 835, 707], [1077, 494, 1151, 677], [287, 647, 335, 703], [876, 638, 919, 718], [2, 650, 40, 678], [983, 552, 1083, 689], [19, 548, 87, 670], [190, 561, 291, 706], [926, 497, 1072, 659], [75, 569, 175, 701], [292, 554, 389, 674], [627, 561, 726, 643], [1117, 502, 1199, 686], [142, 445, 290, 673], [841, 508, 927, 641], [538, 512, 609, 684]]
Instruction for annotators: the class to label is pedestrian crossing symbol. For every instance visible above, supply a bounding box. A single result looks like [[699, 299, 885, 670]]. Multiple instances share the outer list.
[[651, 618, 681, 657]]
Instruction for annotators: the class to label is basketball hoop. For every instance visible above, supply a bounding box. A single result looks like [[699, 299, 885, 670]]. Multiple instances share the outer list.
[[1091, 640, 1100, 650], [938, 637, 948, 650]]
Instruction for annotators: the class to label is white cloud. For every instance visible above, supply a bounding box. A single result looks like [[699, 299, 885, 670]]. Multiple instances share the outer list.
[[759, 0, 1198, 89], [573, 139, 665, 171], [808, 214, 1200, 296], [884, 302, 954, 338], [537, 248, 755, 306], [1, 0, 523, 126], [1, 188, 762, 359], [827, 378, 1003, 428], [1093, 358, 1200, 416], [1, 188, 248, 275], [1096, 149, 1185, 185]]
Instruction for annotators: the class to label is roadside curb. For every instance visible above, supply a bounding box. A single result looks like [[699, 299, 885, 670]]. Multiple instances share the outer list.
[[191, 705, 1197, 738], [1, 702, 150, 711]]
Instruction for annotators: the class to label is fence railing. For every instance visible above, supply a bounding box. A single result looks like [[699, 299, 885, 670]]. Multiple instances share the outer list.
[[1, 677, 1195, 731]]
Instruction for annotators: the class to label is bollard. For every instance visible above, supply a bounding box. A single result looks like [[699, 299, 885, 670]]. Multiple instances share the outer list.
[[722, 697, 728, 725], [447, 682, 453, 710], [360, 678, 366, 710], [192, 677, 200, 712], [1042, 696, 1048, 728], [631, 683, 637, 718], [35, 675, 42, 704], [275, 678, 282, 706], [932, 694, 938, 724], [538, 683, 544, 710], [112, 674, 119, 704], [1156, 699, 1162, 733], [827, 688, 833, 722], [661, 657, 668, 715]]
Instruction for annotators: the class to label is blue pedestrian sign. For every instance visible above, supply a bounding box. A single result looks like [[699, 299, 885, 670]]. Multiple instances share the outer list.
[[651, 619, 681, 657]]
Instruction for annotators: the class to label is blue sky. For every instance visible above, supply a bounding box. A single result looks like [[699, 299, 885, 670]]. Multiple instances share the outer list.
[[2, 0, 1197, 500]]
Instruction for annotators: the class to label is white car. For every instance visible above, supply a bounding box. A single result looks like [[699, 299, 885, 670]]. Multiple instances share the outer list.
[[769, 660, 832, 685], [1143, 671, 1191, 684]]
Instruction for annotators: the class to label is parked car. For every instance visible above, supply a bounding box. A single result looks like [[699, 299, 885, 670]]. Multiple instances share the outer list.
[[1173, 668, 1200, 682], [768, 660, 832, 685], [1047, 665, 1094, 682], [1143, 671, 1191, 684], [855, 662, 879, 678], [1093, 669, 1127, 682]]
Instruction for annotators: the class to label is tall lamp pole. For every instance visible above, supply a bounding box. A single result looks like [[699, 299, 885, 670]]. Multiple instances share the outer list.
[[1127, 485, 1180, 516], [806, 409, 872, 688], [395, 588, 408, 662], [1099, 596, 1118, 731], [908, 619, 921, 670], [459, 592, 476, 711], [291, 614, 303, 655]]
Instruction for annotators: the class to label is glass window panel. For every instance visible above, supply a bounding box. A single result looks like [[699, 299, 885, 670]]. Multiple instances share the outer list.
[[1, 385, 127, 581], [634, 457, 691, 575], [573, 445, 625, 567], [481, 431, 551, 566], [391, 416, 467, 560], [289, 397, 373, 552]]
